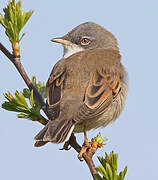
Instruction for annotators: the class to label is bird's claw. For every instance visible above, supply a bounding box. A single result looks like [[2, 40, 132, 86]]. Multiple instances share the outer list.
[[60, 141, 71, 151], [78, 141, 91, 161]]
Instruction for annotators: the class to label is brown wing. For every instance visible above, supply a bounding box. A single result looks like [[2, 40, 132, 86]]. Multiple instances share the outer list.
[[75, 70, 122, 121], [85, 70, 121, 109], [46, 69, 65, 120]]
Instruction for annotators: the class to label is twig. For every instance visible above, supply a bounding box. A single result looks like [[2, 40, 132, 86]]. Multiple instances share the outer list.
[[69, 134, 97, 180], [0, 42, 13, 60], [0, 42, 52, 119], [0, 42, 97, 180]]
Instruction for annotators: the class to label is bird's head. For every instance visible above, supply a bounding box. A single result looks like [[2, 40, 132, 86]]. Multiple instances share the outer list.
[[51, 22, 118, 58]]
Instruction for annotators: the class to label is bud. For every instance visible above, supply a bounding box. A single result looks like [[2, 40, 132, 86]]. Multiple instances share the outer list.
[[12, 41, 20, 57]]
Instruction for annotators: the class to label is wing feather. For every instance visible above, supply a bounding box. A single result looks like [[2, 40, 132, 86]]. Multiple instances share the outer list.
[[46, 69, 65, 120], [75, 70, 122, 122]]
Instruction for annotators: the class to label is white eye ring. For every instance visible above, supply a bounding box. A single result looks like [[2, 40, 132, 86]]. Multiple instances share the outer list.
[[81, 37, 90, 45]]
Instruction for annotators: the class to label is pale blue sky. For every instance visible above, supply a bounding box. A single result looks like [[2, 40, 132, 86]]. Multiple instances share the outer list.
[[0, 0, 158, 179]]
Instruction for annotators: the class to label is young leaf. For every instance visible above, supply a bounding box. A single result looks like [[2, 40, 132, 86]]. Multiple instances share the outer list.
[[2, 76, 47, 123], [94, 174, 104, 180], [30, 90, 34, 108], [2, 101, 21, 112], [0, 0, 34, 51], [14, 91, 29, 109], [96, 152, 127, 180], [96, 166, 109, 179], [0, 14, 6, 27], [105, 163, 113, 179]]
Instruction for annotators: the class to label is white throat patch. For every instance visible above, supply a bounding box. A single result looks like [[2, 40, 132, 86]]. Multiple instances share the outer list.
[[63, 44, 84, 58]]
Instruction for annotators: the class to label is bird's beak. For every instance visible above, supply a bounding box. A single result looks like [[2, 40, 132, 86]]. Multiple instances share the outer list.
[[51, 37, 72, 46]]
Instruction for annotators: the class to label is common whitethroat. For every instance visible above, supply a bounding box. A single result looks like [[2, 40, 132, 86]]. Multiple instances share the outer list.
[[34, 22, 128, 147]]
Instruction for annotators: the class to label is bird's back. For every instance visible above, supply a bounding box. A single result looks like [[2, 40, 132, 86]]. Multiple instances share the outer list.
[[47, 49, 124, 121]]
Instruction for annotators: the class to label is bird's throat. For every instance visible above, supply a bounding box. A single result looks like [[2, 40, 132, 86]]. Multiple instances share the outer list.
[[63, 44, 84, 58]]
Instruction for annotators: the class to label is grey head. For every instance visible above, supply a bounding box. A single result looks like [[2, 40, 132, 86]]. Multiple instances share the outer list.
[[51, 22, 118, 58]]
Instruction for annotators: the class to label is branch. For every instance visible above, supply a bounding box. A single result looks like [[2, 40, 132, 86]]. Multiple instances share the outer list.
[[0, 42, 13, 60], [0, 42, 52, 119], [69, 134, 98, 180]]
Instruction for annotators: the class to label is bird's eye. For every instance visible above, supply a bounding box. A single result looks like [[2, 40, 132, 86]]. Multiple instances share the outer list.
[[81, 38, 90, 45]]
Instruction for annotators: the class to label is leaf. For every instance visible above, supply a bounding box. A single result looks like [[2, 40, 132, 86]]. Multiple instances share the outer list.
[[118, 166, 127, 180], [16, 105, 30, 112], [17, 113, 28, 119], [0, 14, 7, 28], [19, 32, 26, 42], [4, 92, 14, 102], [30, 90, 34, 107], [2, 101, 21, 112], [123, 166, 127, 177], [0, 0, 34, 45], [20, 10, 26, 29], [106, 163, 113, 179], [32, 76, 36, 87], [2, 76, 47, 123], [96, 152, 127, 180], [113, 172, 117, 180], [8, 2, 14, 24], [24, 10, 34, 26], [8, 21, 15, 41], [96, 166, 109, 179], [94, 173, 104, 180], [14, 91, 29, 109], [98, 157, 107, 168]]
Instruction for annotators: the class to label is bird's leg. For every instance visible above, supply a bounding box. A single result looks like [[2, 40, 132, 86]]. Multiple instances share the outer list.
[[83, 131, 90, 147], [60, 140, 71, 151], [78, 130, 91, 161]]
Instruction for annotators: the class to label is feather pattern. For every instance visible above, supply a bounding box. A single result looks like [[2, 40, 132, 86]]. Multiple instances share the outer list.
[[34, 49, 127, 146]]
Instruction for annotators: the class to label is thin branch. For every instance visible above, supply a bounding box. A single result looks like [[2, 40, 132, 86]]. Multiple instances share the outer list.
[[0, 42, 14, 60], [0, 42, 51, 119], [69, 134, 97, 180], [0, 42, 97, 180]]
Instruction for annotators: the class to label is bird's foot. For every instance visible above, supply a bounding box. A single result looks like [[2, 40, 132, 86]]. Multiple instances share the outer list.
[[78, 140, 91, 161], [78, 132, 107, 161], [60, 141, 71, 151], [78, 130, 92, 161]]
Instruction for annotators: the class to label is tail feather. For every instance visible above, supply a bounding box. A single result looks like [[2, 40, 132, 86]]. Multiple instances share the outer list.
[[34, 123, 49, 141], [34, 120, 75, 147], [34, 141, 48, 147]]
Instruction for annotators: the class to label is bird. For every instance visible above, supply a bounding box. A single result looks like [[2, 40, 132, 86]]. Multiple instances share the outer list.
[[34, 22, 127, 149]]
